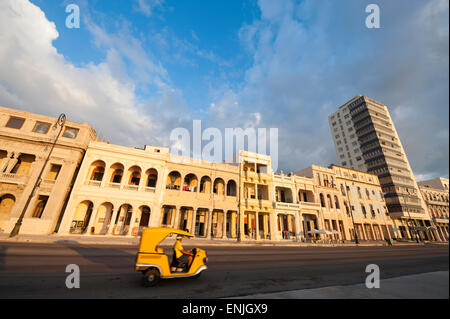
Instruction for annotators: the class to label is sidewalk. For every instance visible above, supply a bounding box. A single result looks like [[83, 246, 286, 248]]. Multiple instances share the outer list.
[[230, 271, 449, 299], [0, 232, 437, 247]]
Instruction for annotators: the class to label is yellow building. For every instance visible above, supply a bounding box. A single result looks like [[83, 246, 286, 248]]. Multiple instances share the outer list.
[[58, 141, 240, 239], [237, 151, 274, 241], [0, 105, 411, 243], [331, 164, 394, 241], [295, 164, 394, 242], [418, 178, 449, 241], [58, 142, 168, 236], [160, 155, 239, 240], [0, 106, 96, 235]]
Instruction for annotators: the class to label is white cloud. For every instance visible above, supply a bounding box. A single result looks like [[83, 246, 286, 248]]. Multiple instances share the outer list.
[[0, 0, 187, 149], [134, 0, 165, 17]]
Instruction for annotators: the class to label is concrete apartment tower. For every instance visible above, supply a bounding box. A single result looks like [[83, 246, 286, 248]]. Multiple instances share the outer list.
[[328, 95, 433, 240]]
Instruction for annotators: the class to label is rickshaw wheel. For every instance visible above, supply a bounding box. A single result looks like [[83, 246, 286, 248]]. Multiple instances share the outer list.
[[143, 268, 160, 287]]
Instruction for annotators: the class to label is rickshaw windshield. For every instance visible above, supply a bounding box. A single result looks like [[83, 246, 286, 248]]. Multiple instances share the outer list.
[[139, 228, 194, 254]]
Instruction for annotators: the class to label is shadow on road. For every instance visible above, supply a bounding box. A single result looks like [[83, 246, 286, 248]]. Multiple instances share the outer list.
[[64, 245, 135, 270]]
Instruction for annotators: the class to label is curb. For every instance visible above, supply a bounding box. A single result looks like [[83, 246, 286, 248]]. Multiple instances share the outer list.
[[0, 234, 435, 247]]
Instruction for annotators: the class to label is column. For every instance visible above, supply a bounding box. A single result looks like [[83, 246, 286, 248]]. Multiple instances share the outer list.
[[263, 214, 269, 240], [206, 210, 212, 239], [127, 207, 137, 237], [173, 207, 181, 230], [107, 208, 119, 235], [222, 212, 227, 239], [0, 151, 13, 172], [191, 208, 197, 236], [255, 212, 260, 240], [294, 213, 302, 241], [85, 202, 98, 235], [4, 152, 20, 173]]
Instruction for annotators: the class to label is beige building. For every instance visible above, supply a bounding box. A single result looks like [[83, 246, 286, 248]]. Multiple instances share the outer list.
[[58, 142, 168, 236], [272, 172, 302, 241], [161, 154, 239, 240], [329, 96, 431, 240], [59, 141, 240, 239], [0, 105, 408, 244], [237, 151, 275, 241], [418, 177, 449, 241], [0, 106, 96, 235], [332, 164, 394, 241], [296, 164, 394, 242], [295, 174, 323, 240]]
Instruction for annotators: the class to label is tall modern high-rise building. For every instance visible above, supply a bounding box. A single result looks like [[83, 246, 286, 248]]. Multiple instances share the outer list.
[[328, 95, 434, 240]]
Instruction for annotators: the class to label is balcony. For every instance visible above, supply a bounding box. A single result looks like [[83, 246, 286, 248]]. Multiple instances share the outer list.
[[144, 186, 156, 193], [0, 172, 29, 185], [434, 217, 449, 224], [124, 184, 139, 191], [299, 201, 320, 208], [87, 180, 102, 187], [274, 202, 300, 211]]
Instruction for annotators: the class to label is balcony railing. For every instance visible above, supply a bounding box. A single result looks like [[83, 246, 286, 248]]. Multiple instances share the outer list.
[[144, 186, 156, 193], [0, 172, 29, 185], [274, 202, 300, 210], [124, 184, 139, 191], [299, 201, 320, 208], [108, 182, 121, 189], [88, 180, 102, 187]]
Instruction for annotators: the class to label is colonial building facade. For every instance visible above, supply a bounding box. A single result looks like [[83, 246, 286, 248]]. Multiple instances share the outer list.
[[0, 106, 97, 235], [295, 164, 394, 242], [418, 178, 449, 241], [1, 105, 446, 243], [58, 141, 240, 239]]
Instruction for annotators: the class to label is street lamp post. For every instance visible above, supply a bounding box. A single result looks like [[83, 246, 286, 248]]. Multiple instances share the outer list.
[[345, 182, 359, 244], [9, 114, 66, 237]]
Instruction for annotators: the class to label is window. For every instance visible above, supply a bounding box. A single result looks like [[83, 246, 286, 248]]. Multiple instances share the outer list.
[[33, 122, 50, 134], [111, 169, 123, 183], [361, 204, 367, 217], [32, 195, 49, 218], [130, 171, 141, 185], [91, 167, 104, 181], [6, 117, 25, 129], [320, 194, 325, 207], [46, 164, 62, 180], [63, 127, 79, 139]]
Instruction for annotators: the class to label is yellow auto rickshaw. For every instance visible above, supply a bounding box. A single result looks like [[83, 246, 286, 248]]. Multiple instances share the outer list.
[[135, 227, 208, 286]]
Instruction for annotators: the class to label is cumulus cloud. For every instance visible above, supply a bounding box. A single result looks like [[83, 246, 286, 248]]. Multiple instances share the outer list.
[[208, 0, 449, 177], [0, 0, 190, 149], [0, 0, 447, 179]]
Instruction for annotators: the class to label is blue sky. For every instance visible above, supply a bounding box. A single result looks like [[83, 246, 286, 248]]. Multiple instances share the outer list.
[[31, 0, 258, 118], [0, 0, 448, 179]]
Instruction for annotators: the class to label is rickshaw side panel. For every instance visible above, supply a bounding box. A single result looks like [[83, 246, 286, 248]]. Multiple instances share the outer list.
[[136, 253, 171, 276]]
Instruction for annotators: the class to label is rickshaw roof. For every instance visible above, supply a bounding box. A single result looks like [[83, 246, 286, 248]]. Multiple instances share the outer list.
[[138, 227, 194, 253]]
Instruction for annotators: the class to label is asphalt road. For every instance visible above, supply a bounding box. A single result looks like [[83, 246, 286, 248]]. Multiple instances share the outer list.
[[0, 242, 448, 298]]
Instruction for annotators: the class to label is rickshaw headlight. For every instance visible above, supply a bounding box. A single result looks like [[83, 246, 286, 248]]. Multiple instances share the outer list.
[[203, 257, 208, 264]]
